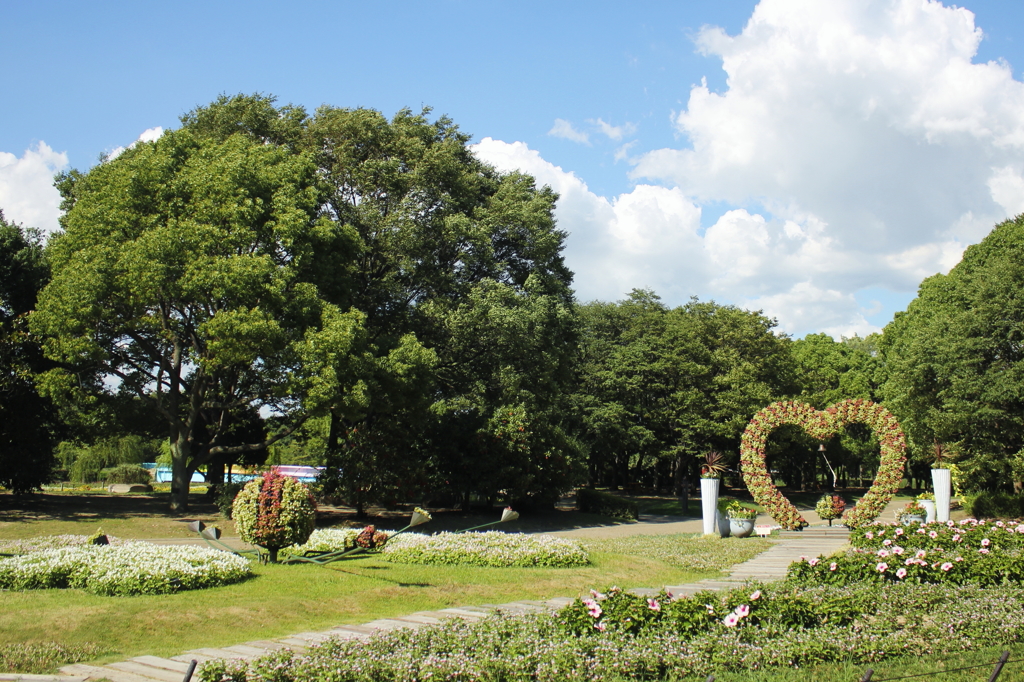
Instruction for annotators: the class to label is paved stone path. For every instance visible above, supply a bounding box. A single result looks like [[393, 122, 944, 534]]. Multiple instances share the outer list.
[[14, 522, 858, 682]]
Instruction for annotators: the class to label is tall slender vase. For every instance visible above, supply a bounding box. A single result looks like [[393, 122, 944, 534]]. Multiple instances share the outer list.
[[701, 477, 720, 536], [932, 468, 952, 522]]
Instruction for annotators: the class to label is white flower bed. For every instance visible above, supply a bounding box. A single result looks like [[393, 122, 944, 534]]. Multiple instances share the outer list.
[[287, 528, 359, 554], [381, 531, 590, 568], [0, 534, 121, 554], [0, 541, 252, 595]]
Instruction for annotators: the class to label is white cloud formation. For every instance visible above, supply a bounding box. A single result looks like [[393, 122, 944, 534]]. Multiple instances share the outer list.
[[547, 119, 589, 144], [107, 126, 165, 160], [589, 118, 637, 141], [621, 0, 1024, 336], [0, 142, 68, 233]]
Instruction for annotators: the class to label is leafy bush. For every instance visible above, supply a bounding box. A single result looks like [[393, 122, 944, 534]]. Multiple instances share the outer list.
[[849, 519, 1024, 552], [576, 488, 638, 520], [104, 464, 152, 485], [0, 542, 252, 595], [199, 582, 1024, 682], [966, 491, 1024, 519], [215, 482, 245, 519], [0, 642, 105, 675], [232, 471, 316, 560], [382, 531, 589, 568]]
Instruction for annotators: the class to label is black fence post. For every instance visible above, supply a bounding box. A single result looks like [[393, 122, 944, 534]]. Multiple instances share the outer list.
[[988, 651, 1010, 682], [183, 659, 198, 682]]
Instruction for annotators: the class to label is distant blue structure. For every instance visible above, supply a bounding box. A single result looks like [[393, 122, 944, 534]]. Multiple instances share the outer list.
[[143, 463, 322, 484]]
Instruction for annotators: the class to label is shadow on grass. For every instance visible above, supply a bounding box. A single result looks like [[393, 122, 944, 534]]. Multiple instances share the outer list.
[[0, 491, 221, 524]]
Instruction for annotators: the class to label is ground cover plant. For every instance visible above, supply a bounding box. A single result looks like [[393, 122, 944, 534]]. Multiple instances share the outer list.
[[0, 539, 252, 595], [0, 642, 106, 675], [790, 518, 1024, 586], [199, 581, 1024, 682], [285, 528, 590, 568]]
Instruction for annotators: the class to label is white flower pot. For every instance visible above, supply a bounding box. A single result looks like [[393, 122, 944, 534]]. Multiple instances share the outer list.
[[932, 468, 952, 522], [717, 510, 731, 538], [729, 518, 755, 538], [701, 478, 720, 535], [920, 499, 936, 524]]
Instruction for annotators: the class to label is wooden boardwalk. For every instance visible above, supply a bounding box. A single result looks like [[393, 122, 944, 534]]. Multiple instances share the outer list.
[[8, 527, 851, 682]]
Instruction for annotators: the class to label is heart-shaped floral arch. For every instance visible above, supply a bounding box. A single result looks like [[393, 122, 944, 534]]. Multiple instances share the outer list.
[[739, 399, 907, 529]]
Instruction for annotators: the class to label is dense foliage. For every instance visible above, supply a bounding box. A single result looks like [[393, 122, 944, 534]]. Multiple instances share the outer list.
[[882, 214, 1024, 493], [232, 471, 316, 560], [199, 581, 1024, 681], [576, 488, 639, 520]]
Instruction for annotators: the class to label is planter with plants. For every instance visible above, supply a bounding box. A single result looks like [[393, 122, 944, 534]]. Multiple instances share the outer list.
[[724, 500, 758, 537], [916, 491, 936, 523], [700, 451, 726, 535], [895, 501, 927, 526]]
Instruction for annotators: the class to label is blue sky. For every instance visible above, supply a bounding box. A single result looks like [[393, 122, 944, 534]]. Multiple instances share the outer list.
[[4, 0, 1024, 338]]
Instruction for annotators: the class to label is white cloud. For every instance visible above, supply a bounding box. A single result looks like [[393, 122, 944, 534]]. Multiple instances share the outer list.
[[107, 126, 165, 160], [623, 0, 1024, 335], [547, 118, 589, 144], [0, 142, 68, 233], [589, 118, 637, 141]]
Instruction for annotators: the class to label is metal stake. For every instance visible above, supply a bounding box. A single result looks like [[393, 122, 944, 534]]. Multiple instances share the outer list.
[[859, 669, 873, 681], [988, 651, 1011, 682], [182, 659, 198, 682]]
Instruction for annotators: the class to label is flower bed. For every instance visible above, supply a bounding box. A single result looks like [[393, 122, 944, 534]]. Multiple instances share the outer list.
[[199, 582, 1024, 682], [0, 534, 121, 554], [0, 541, 252, 595], [381, 532, 589, 568], [788, 519, 1024, 587]]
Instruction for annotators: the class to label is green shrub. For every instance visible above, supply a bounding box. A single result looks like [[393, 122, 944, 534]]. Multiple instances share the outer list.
[[232, 471, 316, 561], [966, 491, 1024, 519], [576, 488, 638, 520], [215, 482, 245, 519], [104, 464, 152, 485]]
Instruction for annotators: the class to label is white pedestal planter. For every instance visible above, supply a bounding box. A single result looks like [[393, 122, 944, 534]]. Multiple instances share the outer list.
[[932, 468, 952, 522], [920, 499, 936, 524], [701, 478, 720, 536]]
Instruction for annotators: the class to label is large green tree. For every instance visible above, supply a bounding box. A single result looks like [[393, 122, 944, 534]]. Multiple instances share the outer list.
[[881, 215, 1024, 492], [0, 210, 60, 491], [32, 123, 363, 511], [575, 291, 793, 491]]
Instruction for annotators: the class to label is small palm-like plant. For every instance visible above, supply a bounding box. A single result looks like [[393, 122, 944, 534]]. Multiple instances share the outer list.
[[700, 451, 727, 479]]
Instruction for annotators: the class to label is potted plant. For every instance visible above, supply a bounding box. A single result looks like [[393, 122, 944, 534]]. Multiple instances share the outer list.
[[814, 493, 847, 527], [931, 441, 952, 522], [916, 491, 936, 523], [895, 501, 927, 526], [725, 500, 758, 538], [700, 451, 727, 536]]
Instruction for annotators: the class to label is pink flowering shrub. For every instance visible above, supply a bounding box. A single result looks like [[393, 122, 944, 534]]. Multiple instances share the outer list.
[[849, 519, 1024, 553], [739, 400, 906, 529]]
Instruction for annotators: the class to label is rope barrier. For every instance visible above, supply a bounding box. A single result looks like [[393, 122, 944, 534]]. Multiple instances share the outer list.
[[860, 652, 1016, 681]]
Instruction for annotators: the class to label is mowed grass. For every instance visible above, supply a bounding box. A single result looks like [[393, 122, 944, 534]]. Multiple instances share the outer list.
[[0, 491, 773, 667]]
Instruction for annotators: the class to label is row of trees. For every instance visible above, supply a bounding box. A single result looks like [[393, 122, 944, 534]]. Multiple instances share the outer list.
[[2, 94, 1023, 509]]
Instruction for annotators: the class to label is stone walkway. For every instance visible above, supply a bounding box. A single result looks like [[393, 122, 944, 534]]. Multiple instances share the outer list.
[[13, 523, 857, 682]]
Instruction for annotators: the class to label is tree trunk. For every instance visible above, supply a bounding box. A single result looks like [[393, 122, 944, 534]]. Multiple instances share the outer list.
[[170, 434, 192, 513]]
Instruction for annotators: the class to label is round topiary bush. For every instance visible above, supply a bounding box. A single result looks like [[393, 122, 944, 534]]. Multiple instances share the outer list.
[[232, 471, 316, 562]]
